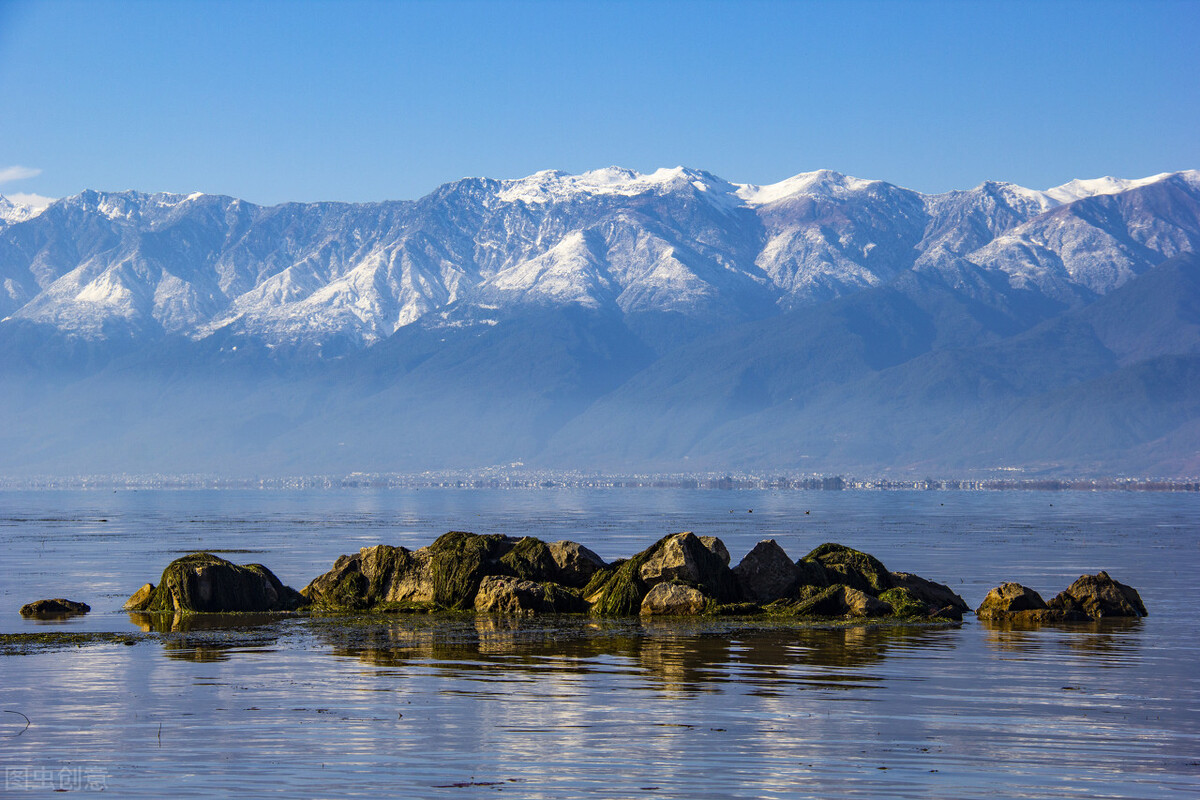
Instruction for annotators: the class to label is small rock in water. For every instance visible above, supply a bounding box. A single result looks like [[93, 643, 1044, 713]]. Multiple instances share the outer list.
[[1049, 571, 1147, 618], [20, 598, 90, 617], [976, 573, 1147, 623]]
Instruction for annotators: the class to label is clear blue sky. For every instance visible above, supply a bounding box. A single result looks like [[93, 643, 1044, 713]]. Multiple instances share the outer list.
[[1, 0, 1197, 205]]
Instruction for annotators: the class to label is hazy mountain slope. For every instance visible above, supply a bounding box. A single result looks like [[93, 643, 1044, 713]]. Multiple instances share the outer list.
[[1, 170, 1198, 477], [636, 253, 1200, 474]]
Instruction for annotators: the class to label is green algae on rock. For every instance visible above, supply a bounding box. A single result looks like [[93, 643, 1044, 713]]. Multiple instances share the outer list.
[[123, 534, 1142, 628], [305, 532, 605, 613], [125, 552, 307, 614], [585, 532, 738, 617], [290, 532, 970, 622], [804, 543, 894, 594]]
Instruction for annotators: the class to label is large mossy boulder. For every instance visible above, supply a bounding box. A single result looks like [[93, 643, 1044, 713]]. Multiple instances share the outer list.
[[128, 552, 306, 613], [804, 543, 894, 594], [305, 532, 521, 611], [420, 531, 519, 608], [733, 539, 800, 603], [495, 537, 606, 589], [1049, 572, 1147, 619], [794, 557, 831, 589], [499, 537, 560, 583], [889, 572, 969, 612], [302, 544, 422, 610], [584, 532, 737, 616]]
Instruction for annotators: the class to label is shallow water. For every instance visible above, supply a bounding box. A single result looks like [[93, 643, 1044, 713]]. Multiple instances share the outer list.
[[1, 489, 1198, 798]]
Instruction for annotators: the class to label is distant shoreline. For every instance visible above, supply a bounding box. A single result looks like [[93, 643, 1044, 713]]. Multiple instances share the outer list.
[[2, 474, 1198, 492]]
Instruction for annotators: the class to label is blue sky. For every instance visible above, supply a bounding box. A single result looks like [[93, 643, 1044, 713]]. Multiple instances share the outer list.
[[0, 0, 1197, 205]]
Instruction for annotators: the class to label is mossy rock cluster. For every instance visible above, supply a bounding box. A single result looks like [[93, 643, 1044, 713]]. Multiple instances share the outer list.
[[585, 532, 739, 616], [760, 543, 969, 622], [302, 532, 601, 614], [116, 535, 1017, 623]]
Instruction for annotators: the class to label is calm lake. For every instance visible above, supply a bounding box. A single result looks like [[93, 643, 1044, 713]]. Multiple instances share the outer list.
[[1, 488, 1197, 798]]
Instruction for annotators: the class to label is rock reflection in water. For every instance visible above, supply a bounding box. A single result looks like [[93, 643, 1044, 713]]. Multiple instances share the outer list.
[[315, 615, 961, 695], [981, 616, 1144, 662], [128, 611, 285, 662]]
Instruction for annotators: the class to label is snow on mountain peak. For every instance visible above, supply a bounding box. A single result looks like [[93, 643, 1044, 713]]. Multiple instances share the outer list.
[[735, 170, 879, 206], [1043, 172, 1182, 204], [0, 193, 54, 223], [497, 166, 718, 204], [495, 165, 889, 210]]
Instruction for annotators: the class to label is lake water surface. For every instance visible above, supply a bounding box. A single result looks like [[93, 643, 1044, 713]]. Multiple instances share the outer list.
[[1, 488, 1197, 798]]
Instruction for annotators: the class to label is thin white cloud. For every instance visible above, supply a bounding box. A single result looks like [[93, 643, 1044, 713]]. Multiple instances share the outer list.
[[6, 192, 55, 210], [0, 165, 42, 184]]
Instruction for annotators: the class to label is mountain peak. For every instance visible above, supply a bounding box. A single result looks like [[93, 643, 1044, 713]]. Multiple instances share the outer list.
[[496, 165, 725, 204], [734, 169, 880, 206], [0, 193, 54, 224], [1042, 171, 1192, 204]]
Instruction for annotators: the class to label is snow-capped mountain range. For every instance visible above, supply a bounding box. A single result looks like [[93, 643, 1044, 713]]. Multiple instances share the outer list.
[[3, 167, 1199, 349]]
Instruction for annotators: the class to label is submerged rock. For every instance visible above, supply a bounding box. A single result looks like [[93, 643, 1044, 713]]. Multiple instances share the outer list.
[[733, 539, 800, 603], [20, 598, 90, 617], [640, 582, 707, 616], [128, 552, 306, 613], [1049, 572, 1147, 619]]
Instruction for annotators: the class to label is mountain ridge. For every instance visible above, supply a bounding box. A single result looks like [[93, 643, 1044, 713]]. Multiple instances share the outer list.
[[4, 168, 1198, 351], [1, 168, 1198, 478]]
